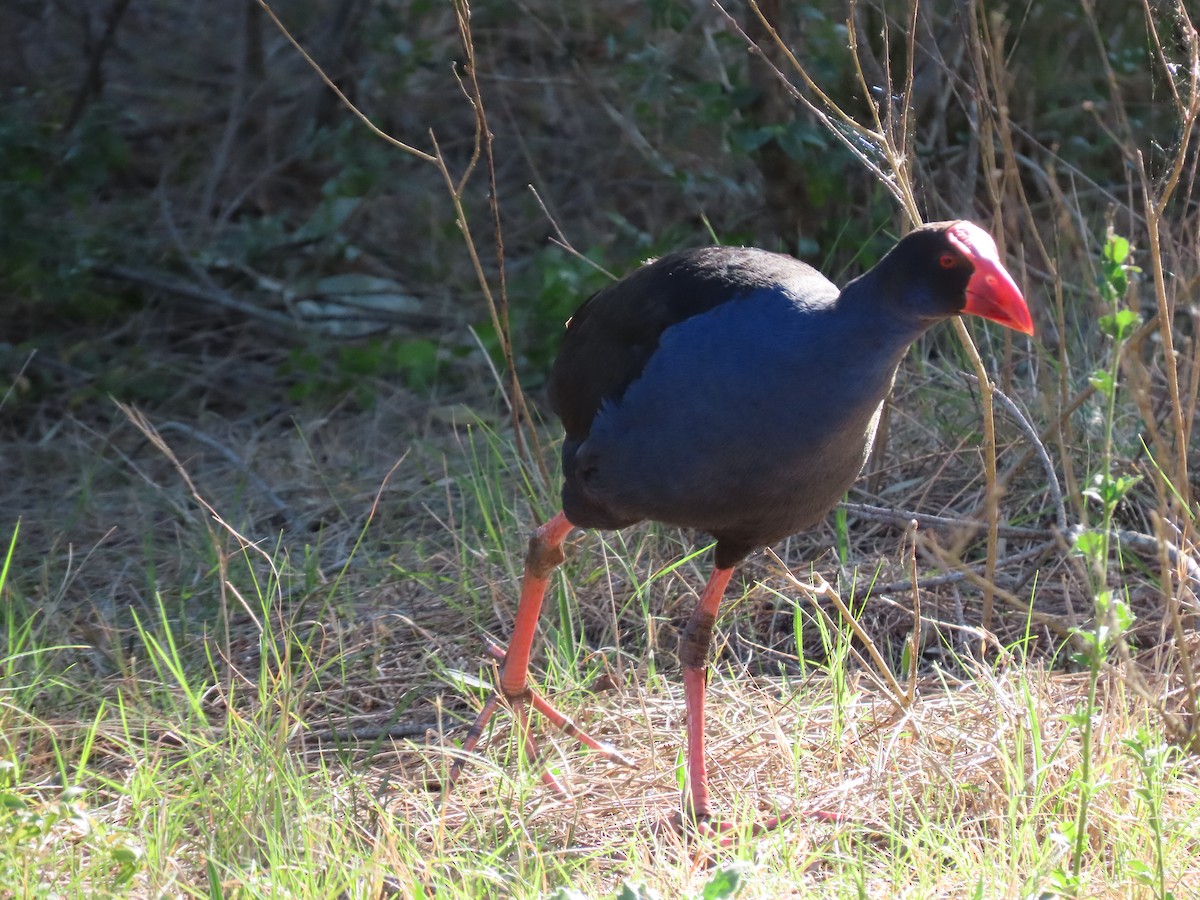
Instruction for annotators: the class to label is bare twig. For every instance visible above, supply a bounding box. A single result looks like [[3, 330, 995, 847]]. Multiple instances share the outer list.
[[60, 0, 132, 134], [118, 401, 265, 676], [449, 0, 548, 485], [302, 722, 441, 743], [93, 263, 301, 334], [200, 0, 259, 225], [529, 185, 617, 282], [155, 421, 294, 528], [718, 0, 1015, 637], [0, 350, 38, 413], [712, 0, 918, 219], [1151, 513, 1200, 735], [840, 501, 1048, 540], [953, 373, 1069, 533], [1133, 1, 1200, 511], [852, 540, 1057, 600], [916, 533, 1072, 639], [254, 0, 435, 163], [767, 549, 909, 712], [905, 521, 920, 703]]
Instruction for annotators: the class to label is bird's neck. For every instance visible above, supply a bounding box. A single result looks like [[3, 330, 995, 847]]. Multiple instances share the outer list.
[[836, 268, 936, 348]]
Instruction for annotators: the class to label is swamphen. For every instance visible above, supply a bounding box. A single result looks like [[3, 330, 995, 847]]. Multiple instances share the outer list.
[[449, 221, 1033, 831]]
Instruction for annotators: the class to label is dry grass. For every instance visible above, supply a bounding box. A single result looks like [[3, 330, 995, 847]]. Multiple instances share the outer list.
[[7, 386, 1200, 895]]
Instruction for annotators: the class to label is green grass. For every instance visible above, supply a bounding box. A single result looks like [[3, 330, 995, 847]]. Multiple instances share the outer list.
[[5, 613, 1199, 897], [4, 410, 1200, 898]]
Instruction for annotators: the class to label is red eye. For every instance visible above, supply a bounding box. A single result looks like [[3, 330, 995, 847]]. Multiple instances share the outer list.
[[939, 253, 957, 269]]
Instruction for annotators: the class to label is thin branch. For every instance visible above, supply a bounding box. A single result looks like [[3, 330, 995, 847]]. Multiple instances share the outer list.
[[719, 0, 1012, 635], [841, 501, 1047, 540], [254, 0, 435, 163], [767, 550, 909, 712], [712, 0, 910, 214], [529, 185, 617, 281], [155, 421, 295, 528], [60, 0, 132, 134], [451, 0, 547, 483], [917, 533, 1073, 639], [93, 263, 301, 334], [201, 0, 258, 224], [853, 540, 1057, 599], [954, 373, 1069, 533]]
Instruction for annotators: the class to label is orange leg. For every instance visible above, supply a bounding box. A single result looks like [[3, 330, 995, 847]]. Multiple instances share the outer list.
[[679, 566, 805, 843], [445, 512, 633, 793], [679, 565, 734, 822]]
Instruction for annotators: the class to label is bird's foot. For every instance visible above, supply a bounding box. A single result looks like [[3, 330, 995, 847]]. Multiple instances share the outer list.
[[442, 641, 635, 795], [665, 805, 852, 849], [667, 808, 798, 847]]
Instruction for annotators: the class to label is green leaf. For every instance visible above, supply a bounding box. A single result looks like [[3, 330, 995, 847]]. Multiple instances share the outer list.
[[442, 668, 495, 693], [1105, 592, 1135, 633], [1126, 860, 1155, 884], [293, 195, 362, 242], [615, 881, 661, 900], [1083, 471, 1141, 512], [1071, 529, 1106, 560], [703, 865, 748, 899], [1049, 865, 1080, 894], [110, 843, 143, 865], [0, 791, 28, 810], [1068, 646, 1097, 668], [1063, 704, 1093, 728], [1098, 308, 1140, 341], [1103, 233, 1130, 265], [1088, 369, 1115, 399]]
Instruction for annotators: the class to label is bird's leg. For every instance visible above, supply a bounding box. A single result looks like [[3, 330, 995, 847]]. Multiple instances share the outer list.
[[496, 512, 574, 696], [680, 565, 734, 823], [677, 566, 802, 842], [445, 512, 633, 793]]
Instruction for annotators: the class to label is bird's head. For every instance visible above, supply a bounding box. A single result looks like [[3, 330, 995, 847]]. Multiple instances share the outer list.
[[877, 221, 1034, 336]]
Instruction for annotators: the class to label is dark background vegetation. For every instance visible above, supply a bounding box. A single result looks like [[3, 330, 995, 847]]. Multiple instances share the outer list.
[[3, 0, 1185, 409]]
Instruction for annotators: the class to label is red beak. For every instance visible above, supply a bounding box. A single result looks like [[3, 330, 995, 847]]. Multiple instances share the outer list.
[[947, 223, 1035, 336]]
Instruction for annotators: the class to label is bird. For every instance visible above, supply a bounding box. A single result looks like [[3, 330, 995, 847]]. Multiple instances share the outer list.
[[445, 220, 1033, 834]]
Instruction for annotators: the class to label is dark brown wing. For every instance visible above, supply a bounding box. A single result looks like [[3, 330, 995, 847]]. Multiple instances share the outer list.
[[547, 246, 830, 441]]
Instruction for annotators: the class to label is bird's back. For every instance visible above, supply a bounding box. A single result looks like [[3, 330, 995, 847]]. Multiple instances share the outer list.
[[549, 247, 837, 440]]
